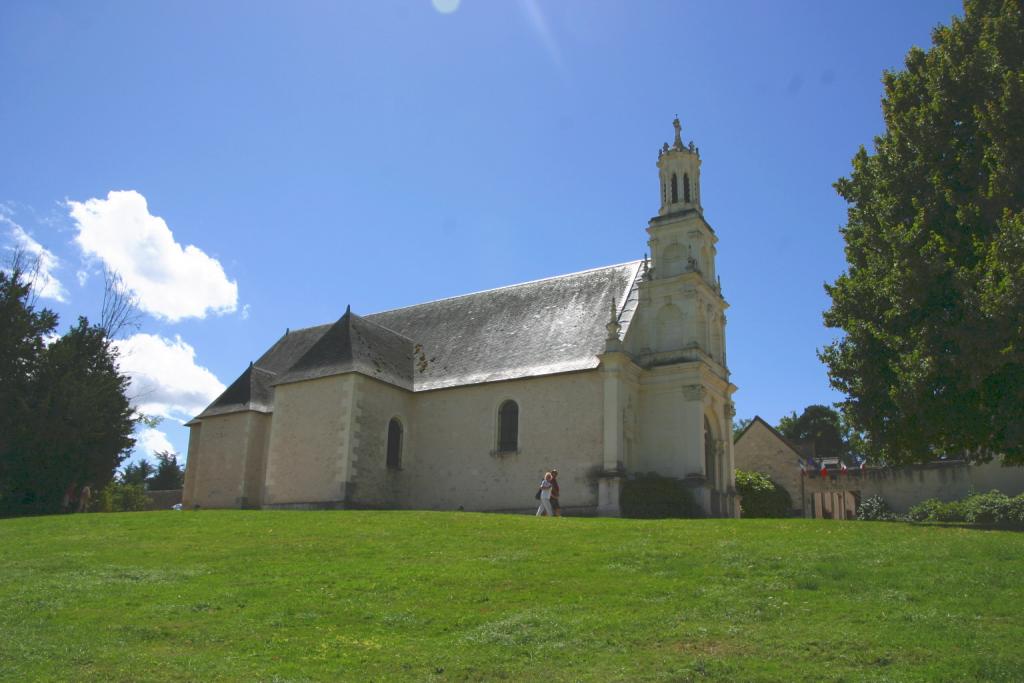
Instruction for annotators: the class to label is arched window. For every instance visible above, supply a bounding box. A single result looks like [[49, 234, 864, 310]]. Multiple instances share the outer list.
[[386, 418, 403, 470], [498, 400, 519, 452], [670, 174, 679, 203], [683, 173, 691, 203]]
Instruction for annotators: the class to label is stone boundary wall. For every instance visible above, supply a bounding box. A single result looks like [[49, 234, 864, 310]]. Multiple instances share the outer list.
[[800, 460, 1024, 514], [146, 489, 183, 511]]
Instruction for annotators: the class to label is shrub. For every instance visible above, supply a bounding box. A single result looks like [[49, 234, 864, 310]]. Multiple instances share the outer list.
[[962, 490, 1013, 527], [856, 495, 896, 521], [1009, 495, 1024, 526], [933, 500, 966, 523], [908, 498, 944, 522], [97, 482, 149, 513], [620, 474, 703, 519], [734, 470, 793, 518]]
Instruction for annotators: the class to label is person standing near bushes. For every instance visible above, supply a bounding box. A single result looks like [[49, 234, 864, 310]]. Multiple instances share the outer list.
[[77, 484, 91, 513], [536, 472, 554, 516], [549, 468, 561, 517]]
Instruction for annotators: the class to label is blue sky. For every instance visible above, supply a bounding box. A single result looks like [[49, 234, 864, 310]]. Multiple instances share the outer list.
[[1, 0, 964, 463]]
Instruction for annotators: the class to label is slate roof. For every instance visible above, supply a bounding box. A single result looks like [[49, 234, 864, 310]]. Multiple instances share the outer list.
[[194, 260, 643, 420], [275, 310, 415, 390]]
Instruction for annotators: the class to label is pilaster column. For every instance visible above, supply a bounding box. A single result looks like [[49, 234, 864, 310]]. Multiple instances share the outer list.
[[598, 351, 629, 516], [681, 384, 707, 478]]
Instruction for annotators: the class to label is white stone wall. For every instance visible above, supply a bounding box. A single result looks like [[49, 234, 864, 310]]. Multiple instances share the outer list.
[[263, 375, 356, 506], [402, 371, 605, 512], [348, 375, 415, 507], [184, 411, 250, 508]]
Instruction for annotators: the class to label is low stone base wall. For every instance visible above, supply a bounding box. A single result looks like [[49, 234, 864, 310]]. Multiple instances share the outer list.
[[145, 489, 182, 511], [800, 459, 1024, 515]]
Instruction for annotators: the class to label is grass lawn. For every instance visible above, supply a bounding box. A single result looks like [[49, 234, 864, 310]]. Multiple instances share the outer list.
[[0, 511, 1021, 682]]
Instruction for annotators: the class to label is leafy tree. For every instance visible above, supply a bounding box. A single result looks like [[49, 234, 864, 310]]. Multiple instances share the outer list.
[[822, 0, 1024, 464], [776, 405, 849, 462], [734, 470, 793, 518], [121, 458, 155, 487], [148, 451, 184, 490], [0, 263, 135, 515], [0, 257, 58, 468]]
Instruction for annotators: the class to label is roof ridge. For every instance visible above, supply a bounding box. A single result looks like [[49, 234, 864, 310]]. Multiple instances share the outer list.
[[348, 309, 417, 345], [366, 260, 644, 317]]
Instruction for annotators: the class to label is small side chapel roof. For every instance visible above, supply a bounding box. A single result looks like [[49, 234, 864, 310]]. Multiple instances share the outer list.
[[194, 260, 642, 419], [275, 310, 415, 390]]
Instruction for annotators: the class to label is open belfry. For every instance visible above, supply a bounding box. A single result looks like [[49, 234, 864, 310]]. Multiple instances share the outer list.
[[183, 119, 738, 516]]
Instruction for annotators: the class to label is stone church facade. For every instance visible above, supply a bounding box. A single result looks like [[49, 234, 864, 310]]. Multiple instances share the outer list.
[[182, 119, 739, 516]]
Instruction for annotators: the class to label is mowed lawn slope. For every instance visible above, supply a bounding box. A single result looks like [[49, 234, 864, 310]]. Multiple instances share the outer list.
[[1, 511, 1021, 682]]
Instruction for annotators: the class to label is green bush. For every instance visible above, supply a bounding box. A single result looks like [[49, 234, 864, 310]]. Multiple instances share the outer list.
[[933, 500, 967, 523], [856, 495, 898, 521], [1009, 495, 1024, 526], [734, 470, 793, 518], [962, 491, 1013, 527], [907, 498, 944, 522], [620, 474, 703, 519], [97, 482, 149, 513]]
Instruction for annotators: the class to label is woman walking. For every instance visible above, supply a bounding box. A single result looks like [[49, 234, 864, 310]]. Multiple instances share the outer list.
[[536, 472, 554, 516]]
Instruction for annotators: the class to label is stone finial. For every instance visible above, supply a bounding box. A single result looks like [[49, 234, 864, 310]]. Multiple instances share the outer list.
[[345, 304, 351, 315], [605, 297, 622, 351], [672, 116, 683, 150]]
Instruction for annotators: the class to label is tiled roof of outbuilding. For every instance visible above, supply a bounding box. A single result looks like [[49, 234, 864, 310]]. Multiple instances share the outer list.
[[194, 260, 642, 420]]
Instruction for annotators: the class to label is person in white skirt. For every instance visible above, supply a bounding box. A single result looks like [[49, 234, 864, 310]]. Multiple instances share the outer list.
[[536, 471, 554, 516]]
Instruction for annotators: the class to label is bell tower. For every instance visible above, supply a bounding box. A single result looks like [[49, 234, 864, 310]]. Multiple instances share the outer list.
[[657, 116, 702, 216], [605, 116, 737, 517], [646, 117, 718, 289]]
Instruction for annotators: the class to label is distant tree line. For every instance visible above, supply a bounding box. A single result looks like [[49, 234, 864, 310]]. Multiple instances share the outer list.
[[121, 451, 184, 490]]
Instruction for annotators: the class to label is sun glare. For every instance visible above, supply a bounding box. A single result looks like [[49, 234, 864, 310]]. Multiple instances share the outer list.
[[432, 0, 460, 14]]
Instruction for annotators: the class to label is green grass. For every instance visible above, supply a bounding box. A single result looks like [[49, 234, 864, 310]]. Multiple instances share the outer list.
[[1, 511, 1022, 682]]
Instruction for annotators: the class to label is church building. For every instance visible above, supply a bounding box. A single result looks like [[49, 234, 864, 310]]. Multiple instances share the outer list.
[[182, 119, 739, 517]]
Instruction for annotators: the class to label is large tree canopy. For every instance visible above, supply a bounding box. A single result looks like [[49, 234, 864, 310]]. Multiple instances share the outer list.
[[0, 266, 135, 515], [822, 0, 1024, 464]]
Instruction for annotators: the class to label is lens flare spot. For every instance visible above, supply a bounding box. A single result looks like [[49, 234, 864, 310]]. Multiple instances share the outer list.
[[432, 0, 460, 14]]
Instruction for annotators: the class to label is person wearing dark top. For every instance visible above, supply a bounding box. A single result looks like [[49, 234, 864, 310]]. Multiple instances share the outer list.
[[550, 468, 561, 517]]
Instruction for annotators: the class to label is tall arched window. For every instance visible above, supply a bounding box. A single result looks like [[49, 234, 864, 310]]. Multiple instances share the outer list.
[[670, 174, 679, 203], [386, 418, 403, 470], [683, 173, 691, 203], [498, 400, 519, 452]]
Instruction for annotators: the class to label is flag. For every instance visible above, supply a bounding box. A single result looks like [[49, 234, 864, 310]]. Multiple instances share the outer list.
[[800, 460, 806, 477], [840, 461, 848, 476], [860, 458, 867, 472], [820, 462, 828, 478]]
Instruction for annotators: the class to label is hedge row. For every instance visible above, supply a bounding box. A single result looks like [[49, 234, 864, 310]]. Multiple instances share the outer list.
[[859, 490, 1024, 528]]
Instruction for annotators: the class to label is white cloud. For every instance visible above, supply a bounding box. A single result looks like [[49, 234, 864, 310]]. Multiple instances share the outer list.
[[2, 217, 68, 302], [136, 427, 175, 457], [68, 190, 238, 322], [114, 333, 225, 422], [76, 269, 89, 287], [240, 303, 251, 320]]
